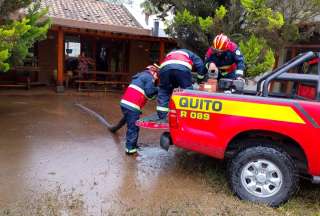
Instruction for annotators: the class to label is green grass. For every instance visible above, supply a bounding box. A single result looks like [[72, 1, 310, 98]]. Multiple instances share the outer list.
[[171, 150, 320, 216]]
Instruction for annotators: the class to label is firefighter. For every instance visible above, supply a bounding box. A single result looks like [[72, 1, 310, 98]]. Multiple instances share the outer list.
[[200, 34, 245, 82], [156, 49, 205, 120], [116, 64, 159, 155]]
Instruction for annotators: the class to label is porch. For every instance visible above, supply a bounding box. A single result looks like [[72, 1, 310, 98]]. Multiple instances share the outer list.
[[0, 26, 175, 92]]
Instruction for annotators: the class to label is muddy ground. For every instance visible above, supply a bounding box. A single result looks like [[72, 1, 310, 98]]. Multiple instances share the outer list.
[[0, 89, 319, 216]]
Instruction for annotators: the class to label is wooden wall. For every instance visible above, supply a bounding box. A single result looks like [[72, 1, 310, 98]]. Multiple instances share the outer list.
[[38, 32, 58, 85], [128, 40, 152, 75]]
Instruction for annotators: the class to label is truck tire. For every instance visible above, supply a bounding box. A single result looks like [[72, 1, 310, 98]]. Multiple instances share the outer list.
[[228, 145, 299, 207]]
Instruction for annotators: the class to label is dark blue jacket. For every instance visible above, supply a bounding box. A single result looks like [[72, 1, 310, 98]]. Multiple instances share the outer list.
[[120, 70, 158, 112], [130, 70, 158, 99], [160, 49, 204, 74]]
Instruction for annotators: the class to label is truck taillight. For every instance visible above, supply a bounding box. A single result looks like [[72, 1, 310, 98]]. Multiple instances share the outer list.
[[169, 101, 178, 128]]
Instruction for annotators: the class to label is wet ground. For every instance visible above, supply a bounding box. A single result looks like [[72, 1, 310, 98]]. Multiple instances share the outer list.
[[0, 89, 319, 215]]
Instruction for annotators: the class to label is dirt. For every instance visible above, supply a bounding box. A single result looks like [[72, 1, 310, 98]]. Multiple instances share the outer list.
[[0, 89, 319, 216]]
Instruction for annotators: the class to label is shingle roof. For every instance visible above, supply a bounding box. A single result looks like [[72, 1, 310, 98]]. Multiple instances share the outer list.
[[40, 0, 151, 35]]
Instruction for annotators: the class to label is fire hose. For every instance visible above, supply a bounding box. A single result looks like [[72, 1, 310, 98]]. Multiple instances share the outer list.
[[75, 103, 125, 133]]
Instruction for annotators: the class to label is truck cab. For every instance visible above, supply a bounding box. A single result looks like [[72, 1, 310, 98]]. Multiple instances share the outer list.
[[162, 51, 320, 207]]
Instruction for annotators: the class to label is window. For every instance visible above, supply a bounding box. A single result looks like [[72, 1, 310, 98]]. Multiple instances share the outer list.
[[270, 57, 319, 101], [65, 36, 81, 57]]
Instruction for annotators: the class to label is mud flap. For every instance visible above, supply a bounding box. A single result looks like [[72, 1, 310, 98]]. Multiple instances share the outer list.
[[136, 113, 169, 130]]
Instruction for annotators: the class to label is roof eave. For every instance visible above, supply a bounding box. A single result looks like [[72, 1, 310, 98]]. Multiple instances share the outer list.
[[50, 16, 152, 36]]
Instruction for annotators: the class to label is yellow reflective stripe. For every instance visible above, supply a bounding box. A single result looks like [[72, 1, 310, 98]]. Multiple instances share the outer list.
[[157, 106, 169, 112], [160, 60, 192, 70], [172, 95, 305, 124], [129, 84, 145, 96], [147, 95, 156, 100], [121, 99, 141, 111], [197, 74, 205, 79], [221, 72, 228, 76], [126, 148, 137, 153]]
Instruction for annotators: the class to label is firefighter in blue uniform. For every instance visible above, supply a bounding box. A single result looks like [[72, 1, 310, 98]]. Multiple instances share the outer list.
[[117, 65, 159, 155], [157, 49, 205, 120], [200, 34, 245, 81]]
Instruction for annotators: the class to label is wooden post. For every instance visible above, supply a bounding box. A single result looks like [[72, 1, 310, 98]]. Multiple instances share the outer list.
[[283, 47, 298, 95], [57, 28, 64, 92], [273, 52, 279, 69], [126, 40, 130, 74], [159, 41, 165, 63], [291, 47, 297, 58]]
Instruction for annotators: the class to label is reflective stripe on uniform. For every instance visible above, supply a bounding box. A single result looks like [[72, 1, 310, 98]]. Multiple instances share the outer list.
[[197, 74, 205, 79], [168, 50, 190, 58], [160, 60, 192, 70], [157, 106, 169, 112], [129, 84, 146, 96], [235, 70, 244, 76], [221, 71, 228, 76], [126, 148, 137, 154], [147, 95, 156, 100], [121, 99, 141, 111]]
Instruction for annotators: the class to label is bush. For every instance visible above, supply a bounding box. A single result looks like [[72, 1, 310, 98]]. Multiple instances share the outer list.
[[239, 35, 275, 78]]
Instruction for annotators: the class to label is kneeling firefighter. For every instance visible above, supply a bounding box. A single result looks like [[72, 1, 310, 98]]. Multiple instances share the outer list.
[[109, 65, 160, 155]]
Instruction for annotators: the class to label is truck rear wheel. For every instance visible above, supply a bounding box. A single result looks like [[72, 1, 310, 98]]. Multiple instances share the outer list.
[[228, 145, 299, 207]]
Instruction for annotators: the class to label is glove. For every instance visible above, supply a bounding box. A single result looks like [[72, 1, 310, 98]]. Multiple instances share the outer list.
[[209, 70, 219, 79], [208, 63, 218, 72]]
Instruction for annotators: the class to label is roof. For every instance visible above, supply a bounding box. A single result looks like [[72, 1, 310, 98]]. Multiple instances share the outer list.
[[40, 0, 151, 36]]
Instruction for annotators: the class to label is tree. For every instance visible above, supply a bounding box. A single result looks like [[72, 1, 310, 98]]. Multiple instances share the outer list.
[[0, 0, 50, 72], [142, 0, 232, 56], [140, 1, 159, 25], [239, 35, 275, 78], [142, 0, 320, 76], [241, 0, 320, 51], [267, 0, 320, 49]]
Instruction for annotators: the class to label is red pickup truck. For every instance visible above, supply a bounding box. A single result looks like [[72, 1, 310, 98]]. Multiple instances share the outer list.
[[160, 51, 320, 207]]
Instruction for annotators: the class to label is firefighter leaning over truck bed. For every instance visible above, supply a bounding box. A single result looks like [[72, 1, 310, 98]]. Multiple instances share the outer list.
[[199, 34, 245, 83], [156, 35, 245, 121], [156, 49, 205, 121], [111, 65, 160, 155]]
